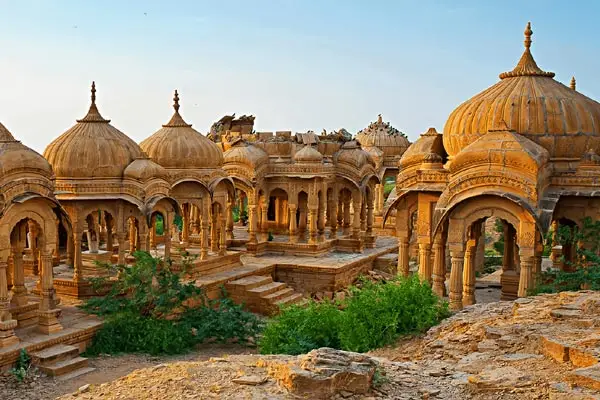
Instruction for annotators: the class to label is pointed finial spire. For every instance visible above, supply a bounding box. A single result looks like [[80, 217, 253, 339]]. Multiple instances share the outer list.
[[377, 114, 383, 124], [524, 22, 532, 49], [570, 76, 576, 91], [173, 90, 180, 113], [77, 81, 109, 123], [91, 81, 96, 105]]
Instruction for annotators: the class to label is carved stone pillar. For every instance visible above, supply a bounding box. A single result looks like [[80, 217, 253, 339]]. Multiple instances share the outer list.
[[462, 239, 477, 306], [226, 201, 234, 240], [116, 232, 127, 265], [128, 219, 137, 253], [106, 218, 114, 252], [37, 251, 62, 334], [308, 209, 318, 243], [329, 198, 338, 236], [260, 202, 268, 234], [288, 204, 297, 243], [54, 219, 60, 264], [352, 200, 361, 239], [248, 205, 257, 244], [374, 184, 381, 215], [398, 236, 410, 277], [73, 231, 83, 282], [181, 204, 190, 247], [0, 260, 18, 348], [149, 215, 157, 250], [366, 205, 374, 238], [418, 243, 432, 283], [518, 251, 535, 297], [343, 199, 351, 232], [10, 247, 27, 307], [432, 236, 446, 297], [317, 202, 326, 237], [200, 216, 209, 261], [219, 216, 227, 256], [449, 249, 465, 311], [28, 221, 39, 275], [66, 234, 74, 267]]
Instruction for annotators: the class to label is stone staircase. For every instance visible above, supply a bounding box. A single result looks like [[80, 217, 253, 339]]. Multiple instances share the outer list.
[[30, 344, 95, 380], [225, 275, 303, 315]]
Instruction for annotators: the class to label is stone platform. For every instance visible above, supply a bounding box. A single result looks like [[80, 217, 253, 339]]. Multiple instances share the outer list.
[[0, 304, 102, 370]]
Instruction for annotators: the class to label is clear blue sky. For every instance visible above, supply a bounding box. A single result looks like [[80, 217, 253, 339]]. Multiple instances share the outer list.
[[0, 0, 599, 153]]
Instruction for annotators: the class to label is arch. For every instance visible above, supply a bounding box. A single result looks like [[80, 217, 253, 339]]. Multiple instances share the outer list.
[[433, 189, 543, 239], [209, 176, 236, 199], [171, 178, 211, 198], [440, 195, 538, 252]]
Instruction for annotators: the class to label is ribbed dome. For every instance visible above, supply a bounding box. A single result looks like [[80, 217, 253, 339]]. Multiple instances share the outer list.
[[334, 141, 375, 169], [294, 145, 323, 163], [140, 91, 223, 169], [224, 140, 269, 169], [399, 128, 446, 168], [0, 122, 52, 177], [356, 114, 410, 157], [443, 23, 600, 160], [44, 82, 143, 178], [124, 155, 168, 181], [450, 127, 550, 174]]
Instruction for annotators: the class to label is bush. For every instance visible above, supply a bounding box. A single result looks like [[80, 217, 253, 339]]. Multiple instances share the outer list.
[[82, 252, 262, 356], [259, 301, 341, 355], [259, 276, 449, 355]]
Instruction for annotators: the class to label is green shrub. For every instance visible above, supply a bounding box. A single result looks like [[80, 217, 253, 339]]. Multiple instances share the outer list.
[[259, 276, 449, 355], [259, 301, 341, 355], [154, 214, 164, 235], [82, 252, 262, 356]]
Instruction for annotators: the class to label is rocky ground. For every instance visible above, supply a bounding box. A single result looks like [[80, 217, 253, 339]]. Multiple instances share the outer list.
[[4, 291, 600, 399]]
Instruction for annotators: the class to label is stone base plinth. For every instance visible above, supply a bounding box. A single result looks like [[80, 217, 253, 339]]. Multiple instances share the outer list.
[[0, 320, 19, 348], [500, 270, 519, 301], [37, 309, 63, 335]]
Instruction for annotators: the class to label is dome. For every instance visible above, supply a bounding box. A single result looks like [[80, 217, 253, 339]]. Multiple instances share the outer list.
[[399, 128, 446, 168], [443, 23, 600, 160], [294, 145, 323, 163], [140, 90, 223, 169], [44, 82, 143, 178], [124, 155, 168, 181], [356, 114, 410, 157], [0, 122, 53, 177], [224, 139, 269, 169], [333, 140, 375, 169], [450, 126, 550, 175]]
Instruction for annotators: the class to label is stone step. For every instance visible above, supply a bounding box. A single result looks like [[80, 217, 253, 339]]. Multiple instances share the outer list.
[[30, 344, 80, 366], [38, 357, 89, 377], [226, 275, 273, 291], [248, 282, 288, 297], [275, 293, 304, 307], [263, 287, 296, 303], [56, 367, 96, 381]]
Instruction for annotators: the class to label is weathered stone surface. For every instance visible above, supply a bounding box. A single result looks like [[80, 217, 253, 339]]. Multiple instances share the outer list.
[[267, 348, 377, 399]]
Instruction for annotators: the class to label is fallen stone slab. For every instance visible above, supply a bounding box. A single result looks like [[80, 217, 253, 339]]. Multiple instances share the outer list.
[[266, 347, 378, 399]]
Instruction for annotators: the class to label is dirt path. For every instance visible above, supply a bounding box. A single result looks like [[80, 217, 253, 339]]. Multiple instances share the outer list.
[[1, 344, 254, 400]]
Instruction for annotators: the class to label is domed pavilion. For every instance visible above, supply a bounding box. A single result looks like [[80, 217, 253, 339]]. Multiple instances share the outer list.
[[385, 22, 600, 311], [0, 120, 67, 345], [43, 83, 174, 297], [140, 91, 234, 261], [217, 123, 380, 255], [356, 114, 410, 216]]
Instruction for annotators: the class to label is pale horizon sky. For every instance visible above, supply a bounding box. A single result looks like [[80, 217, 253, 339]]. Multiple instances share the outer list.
[[0, 0, 599, 153]]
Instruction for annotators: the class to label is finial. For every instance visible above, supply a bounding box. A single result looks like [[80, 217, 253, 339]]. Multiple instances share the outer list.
[[91, 81, 96, 105], [524, 22, 532, 49], [377, 114, 383, 124], [570, 76, 576, 91], [173, 90, 180, 113]]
